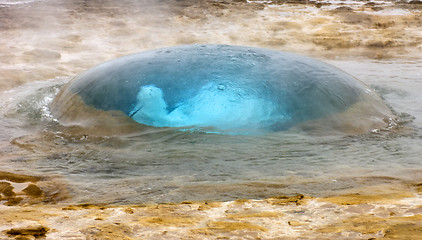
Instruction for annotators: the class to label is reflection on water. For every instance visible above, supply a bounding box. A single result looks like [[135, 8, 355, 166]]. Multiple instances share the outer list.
[[0, 0, 421, 205]]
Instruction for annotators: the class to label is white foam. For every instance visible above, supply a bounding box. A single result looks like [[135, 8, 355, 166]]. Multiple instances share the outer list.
[[0, 0, 39, 6]]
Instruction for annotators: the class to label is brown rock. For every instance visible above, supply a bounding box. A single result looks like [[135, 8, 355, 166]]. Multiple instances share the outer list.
[[0, 172, 40, 183], [0, 182, 15, 197], [6, 226, 49, 237], [5, 197, 23, 206], [288, 220, 308, 226], [266, 194, 305, 205], [23, 184, 44, 198]]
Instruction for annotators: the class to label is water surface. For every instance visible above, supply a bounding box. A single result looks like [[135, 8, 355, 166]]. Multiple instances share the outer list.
[[1, 0, 421, 205]]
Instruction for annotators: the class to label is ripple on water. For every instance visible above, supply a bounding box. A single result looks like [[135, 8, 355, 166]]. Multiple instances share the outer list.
[[0, 54, 420, 205]]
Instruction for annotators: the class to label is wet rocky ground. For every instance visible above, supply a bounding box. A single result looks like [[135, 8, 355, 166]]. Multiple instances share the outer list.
[[0, 171, 421, 239]]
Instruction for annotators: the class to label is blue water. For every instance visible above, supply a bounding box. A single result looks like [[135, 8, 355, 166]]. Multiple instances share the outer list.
[[129, 83, 285, 133], [51, 45, 392, 134], [1, 52, 421, 205]]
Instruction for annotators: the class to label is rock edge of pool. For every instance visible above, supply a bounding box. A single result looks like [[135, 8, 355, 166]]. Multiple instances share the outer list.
[[1, 171, 421, 239]]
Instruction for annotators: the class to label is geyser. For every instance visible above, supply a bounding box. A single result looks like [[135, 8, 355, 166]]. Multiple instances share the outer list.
[[50, 44, 393, 134]]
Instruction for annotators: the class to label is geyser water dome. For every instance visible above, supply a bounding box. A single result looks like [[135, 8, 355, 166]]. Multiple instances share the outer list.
[[51, 44, 393, 135]]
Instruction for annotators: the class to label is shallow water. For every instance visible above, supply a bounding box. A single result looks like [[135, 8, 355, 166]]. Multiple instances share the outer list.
[[1, 59, 421, 204], [1, 0, 421, 205]]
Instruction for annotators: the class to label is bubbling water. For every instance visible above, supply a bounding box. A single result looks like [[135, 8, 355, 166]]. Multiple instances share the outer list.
[[50, 44, 393, 135], [129, 83, 286, 132]]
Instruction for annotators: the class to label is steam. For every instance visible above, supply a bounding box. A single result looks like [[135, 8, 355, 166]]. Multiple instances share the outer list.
[[0, 0, 421, 91]]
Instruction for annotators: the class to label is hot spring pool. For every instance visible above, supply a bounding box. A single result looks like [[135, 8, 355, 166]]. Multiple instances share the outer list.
[[1, 49, 421, 204]]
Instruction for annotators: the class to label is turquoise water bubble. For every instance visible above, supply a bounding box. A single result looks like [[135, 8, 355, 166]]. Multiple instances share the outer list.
[[129, 83, 286, 131], [50, 44, 393, 134]]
